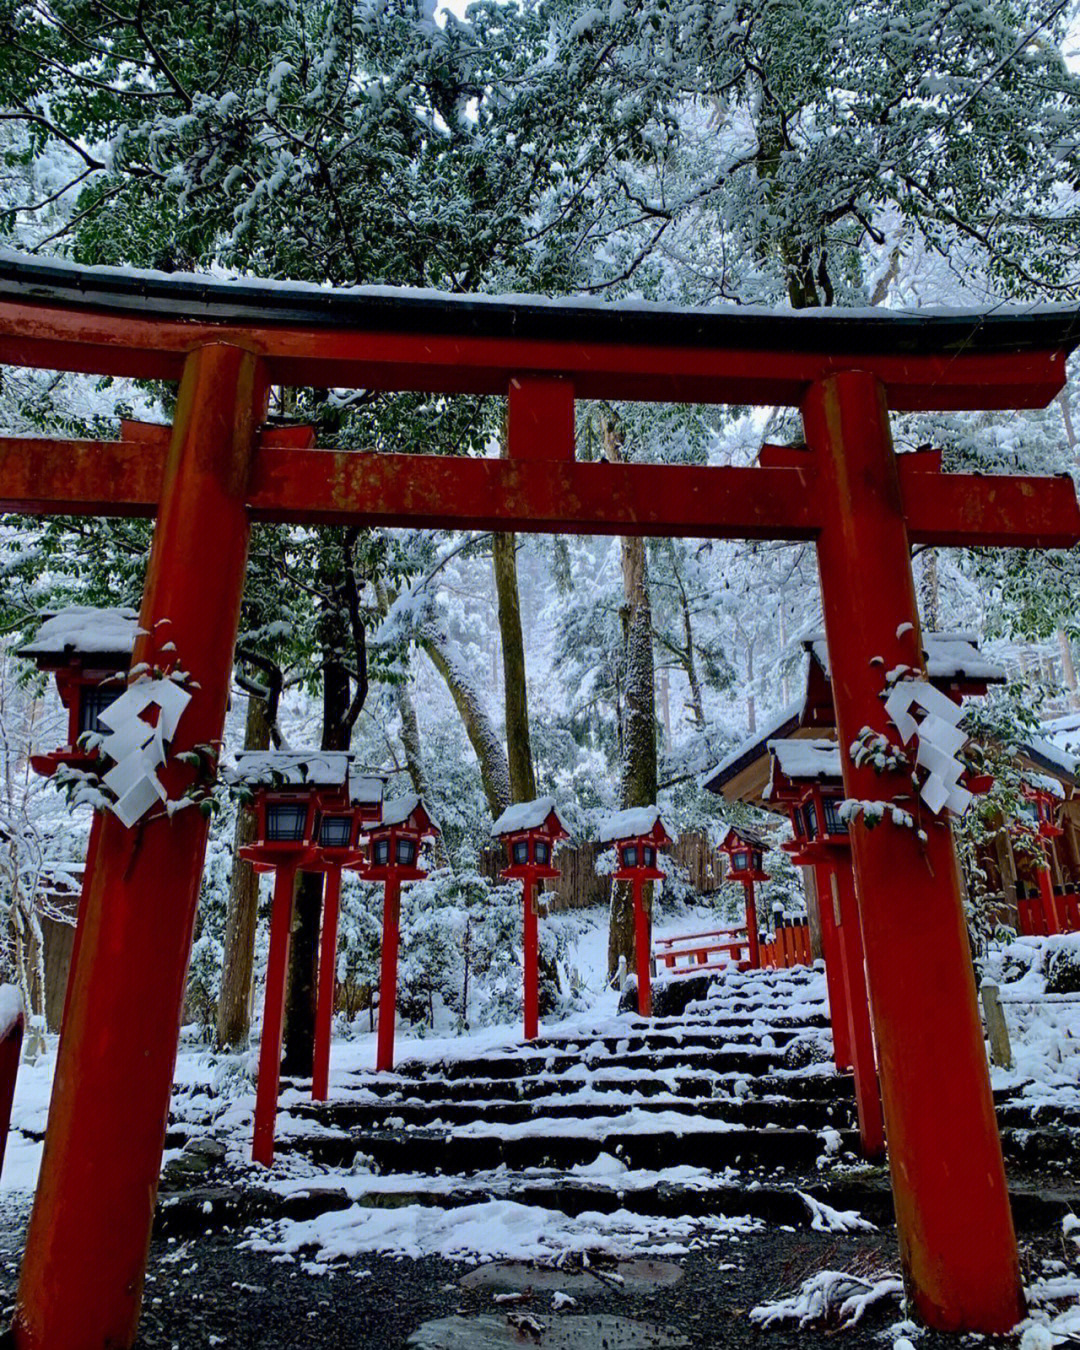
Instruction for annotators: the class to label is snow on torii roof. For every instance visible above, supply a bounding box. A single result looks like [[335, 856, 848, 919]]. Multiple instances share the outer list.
[[228, 750, 352, 790], [491, 795, 569, 838], [597, 806, 671, 845], [803, 631, 1005, 684], [19, 606, 141, 662], [3, 251, 1080, 361]]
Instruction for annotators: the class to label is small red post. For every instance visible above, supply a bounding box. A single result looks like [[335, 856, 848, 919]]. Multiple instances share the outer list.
[[376, 874, 402, 1072], [312, 866, 342, 1102], [0, 1007, 24, 1179], [742, 880, 761, 969], [832, 864, 885, 1159], [807, 370, 1023, 1331], [814, 862, 852, 1070], [1037, 865, 1061, 935], [252, 862, 298, 1166], [632, 875, 652, 1016], [523, 873, 539, 1040], [13, 344, 266, 1350]]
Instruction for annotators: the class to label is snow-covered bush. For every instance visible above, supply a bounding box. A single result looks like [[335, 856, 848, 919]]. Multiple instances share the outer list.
[[1046, 939, 1080, 996]]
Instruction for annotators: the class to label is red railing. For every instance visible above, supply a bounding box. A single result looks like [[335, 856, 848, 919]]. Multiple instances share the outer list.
[[1016, 890, 1080, 937], [653, 915, 813, 975]]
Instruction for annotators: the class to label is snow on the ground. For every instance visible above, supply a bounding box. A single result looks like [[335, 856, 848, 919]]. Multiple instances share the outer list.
[[983, 934, 1080, 1113], [243, 1197, 760, 1266]]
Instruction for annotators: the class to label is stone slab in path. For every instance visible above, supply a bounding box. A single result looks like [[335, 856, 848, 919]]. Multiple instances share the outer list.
[[408, 1313, 689, 1348], [460, 1259, 684, 1296]]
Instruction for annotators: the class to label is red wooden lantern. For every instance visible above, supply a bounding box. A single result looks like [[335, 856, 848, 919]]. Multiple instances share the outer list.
[[765, 735, 883, 1159], [228, 749, 354, 1165], [492, 796, 569, 1041], [598, 806, 671, 1017], [309, 772, 386, 1102], [18, 607, 138, 777], [364, 795, 439, 1074], [717, 823, 770, 971], [1016, 780, 1063, 840]]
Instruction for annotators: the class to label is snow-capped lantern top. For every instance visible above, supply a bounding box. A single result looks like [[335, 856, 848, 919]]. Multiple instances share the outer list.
[[232, 750, 354, 865], [1015, 779, 1064, 841], [492, 796, 568, 881], [366, 795, 439, 882], [717, 823, 770, 883], [766, 738, 850, 862], [598, 806, 671, 881], [19, 606, 140, 777]]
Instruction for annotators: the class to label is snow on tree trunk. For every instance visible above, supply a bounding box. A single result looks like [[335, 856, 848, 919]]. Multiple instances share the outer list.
[[422, 625, 511, 817], [609, 521, 658, 979], [492, 530, 537, 803], [216, 693, 271, 1051]]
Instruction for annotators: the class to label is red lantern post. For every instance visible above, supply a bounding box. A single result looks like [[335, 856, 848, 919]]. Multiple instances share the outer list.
[[492, 797, 569, 1040], [716, 825, 770, 970], [310, 773, 385, 1102], [366, 796, 440, 1073], [768, 737, 885, 1160], [231, 750, 354, 1165], [599, 807, 672, 1016]]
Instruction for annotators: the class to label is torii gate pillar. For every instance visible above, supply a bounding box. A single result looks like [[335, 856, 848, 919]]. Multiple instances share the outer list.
[[806, 371, 1023, 1332], [12, 344, 266, 1350]]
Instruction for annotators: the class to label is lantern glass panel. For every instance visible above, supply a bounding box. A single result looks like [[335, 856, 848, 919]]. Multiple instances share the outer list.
[[266, 801, 307, 843], [512, 839, 529, 865], [823, 797, 847, 835], [373, 837, 391, 865], [1018, 800, 1039, 827], [643, 845, 656, 868], [320, 815, 353, 849], [621, 844, 638, 868], [752, 849, 763, 871], [804, 800, 819, 838], [79, 685, 120, 736], [395, 837, 417, 866], [732, 851, 748, 872], [534, 840, 550, 865]]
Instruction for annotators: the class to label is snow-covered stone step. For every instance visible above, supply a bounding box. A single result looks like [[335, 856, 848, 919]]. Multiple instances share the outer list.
[[289, 1088, 855, 1132], [390, 1043, 797, 1083], [316, 1066, 856, 1106], [526, 1025, 822, 1054], [272, 1118, 862, 1173]]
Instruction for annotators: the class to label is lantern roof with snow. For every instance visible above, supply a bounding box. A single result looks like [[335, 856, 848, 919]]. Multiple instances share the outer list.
[[597, 805, 671, 848], [228, 750, 353, 791], [767, 737, 842, 790], [716, 823, 770, 853], [491, 795, 569, 840], [19, 606, 141, 667], [374, 794, 439, 837]]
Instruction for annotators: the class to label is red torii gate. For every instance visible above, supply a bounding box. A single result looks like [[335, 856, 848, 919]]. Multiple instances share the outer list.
[[0, 256, 1077, 1348]]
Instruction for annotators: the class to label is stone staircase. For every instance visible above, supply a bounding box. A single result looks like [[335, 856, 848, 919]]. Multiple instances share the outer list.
[[159, 962, 1080, 1239]]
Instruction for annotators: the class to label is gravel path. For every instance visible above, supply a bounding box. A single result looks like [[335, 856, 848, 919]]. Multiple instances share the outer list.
[[0, 1197, 1064, 1348]]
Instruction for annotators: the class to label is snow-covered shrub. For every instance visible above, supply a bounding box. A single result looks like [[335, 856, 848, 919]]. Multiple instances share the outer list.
[[185, 933, 224, 1036], [1046, 939, 1080, 995], [334, 867, 576, 1034]]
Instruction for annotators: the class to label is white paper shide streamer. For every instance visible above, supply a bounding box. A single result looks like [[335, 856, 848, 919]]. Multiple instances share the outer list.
[[97, 680, 192, 828], [883, 679, 972, 817]]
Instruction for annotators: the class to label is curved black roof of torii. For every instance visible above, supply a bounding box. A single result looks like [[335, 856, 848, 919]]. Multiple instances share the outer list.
[[1, 251, 1078, 359]]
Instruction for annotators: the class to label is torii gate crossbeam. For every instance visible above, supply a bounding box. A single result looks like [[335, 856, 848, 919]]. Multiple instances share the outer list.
[[0, 256, 1078, 1348]]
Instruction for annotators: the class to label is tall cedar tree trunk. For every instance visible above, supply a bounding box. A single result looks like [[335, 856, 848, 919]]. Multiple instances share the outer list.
[[608, 425, 659, 977], [282, 592, 354, 1076], [422, 627, 511, 815], [216, 693, 272, 1049], [493, 531, 537, 801]]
